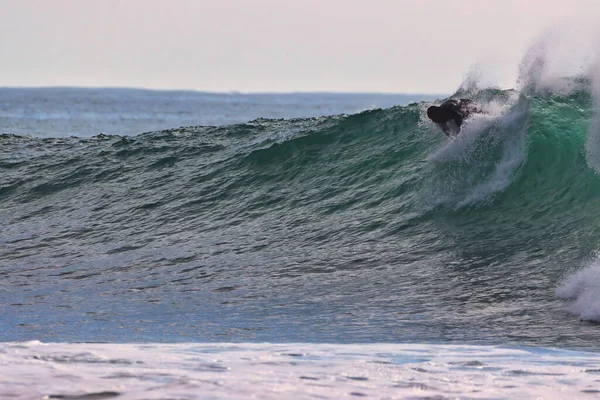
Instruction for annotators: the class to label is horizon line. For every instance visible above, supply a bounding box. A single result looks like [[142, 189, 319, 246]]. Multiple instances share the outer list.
[[0, 84, 450, 97]]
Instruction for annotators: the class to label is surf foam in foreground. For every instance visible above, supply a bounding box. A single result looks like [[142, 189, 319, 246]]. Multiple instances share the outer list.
[[2, 342, 600, 399]]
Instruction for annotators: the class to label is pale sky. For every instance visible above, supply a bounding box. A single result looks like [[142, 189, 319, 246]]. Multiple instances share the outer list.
[[0, 0, 598, 93]]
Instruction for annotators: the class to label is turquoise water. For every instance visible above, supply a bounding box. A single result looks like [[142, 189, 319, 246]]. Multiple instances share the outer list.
[[1, 86, 600, 347]]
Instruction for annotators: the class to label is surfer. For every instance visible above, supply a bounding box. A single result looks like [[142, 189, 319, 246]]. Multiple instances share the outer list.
[[427, 99, 481, 137]]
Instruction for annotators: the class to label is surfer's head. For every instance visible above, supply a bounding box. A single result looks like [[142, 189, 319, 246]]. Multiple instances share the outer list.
[[426, 106, 453, 123]]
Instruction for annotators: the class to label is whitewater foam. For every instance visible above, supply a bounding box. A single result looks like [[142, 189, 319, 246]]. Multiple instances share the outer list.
[[2, 342, 600, 399], [556, 257, 600, 322]]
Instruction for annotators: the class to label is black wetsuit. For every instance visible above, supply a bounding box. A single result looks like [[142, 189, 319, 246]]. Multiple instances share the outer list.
[[427, 99, 480, 137]]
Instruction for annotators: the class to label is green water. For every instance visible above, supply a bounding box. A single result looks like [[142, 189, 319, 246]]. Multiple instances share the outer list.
[[1, 88, 600, 346]]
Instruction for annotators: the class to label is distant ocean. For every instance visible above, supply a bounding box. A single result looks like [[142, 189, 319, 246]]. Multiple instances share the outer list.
[[3, 86, 600, 399]]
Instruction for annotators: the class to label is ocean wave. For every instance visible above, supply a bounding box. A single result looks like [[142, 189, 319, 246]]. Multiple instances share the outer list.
[[3, 82, 600, 344]]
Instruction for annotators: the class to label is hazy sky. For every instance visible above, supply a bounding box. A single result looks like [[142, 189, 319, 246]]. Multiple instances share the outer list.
[[1, 0, 598, 93]]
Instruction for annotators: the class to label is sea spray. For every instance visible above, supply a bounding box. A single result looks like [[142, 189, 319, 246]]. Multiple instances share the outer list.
[[515, 21, 600, 319]]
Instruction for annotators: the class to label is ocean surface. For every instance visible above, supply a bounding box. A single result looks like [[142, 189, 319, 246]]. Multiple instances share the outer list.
[[3, 85, 600, 398]]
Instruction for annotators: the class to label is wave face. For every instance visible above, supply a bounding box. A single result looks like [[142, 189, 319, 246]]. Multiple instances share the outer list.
[[2, 87, 600, 347]]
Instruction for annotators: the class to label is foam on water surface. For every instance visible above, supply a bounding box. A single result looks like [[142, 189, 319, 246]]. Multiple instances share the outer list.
[[2, 342, 600, 399]]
